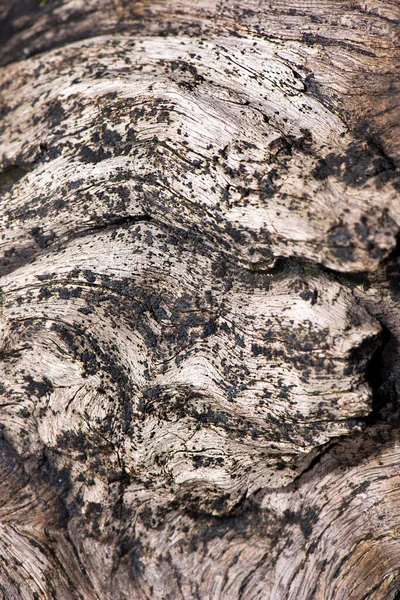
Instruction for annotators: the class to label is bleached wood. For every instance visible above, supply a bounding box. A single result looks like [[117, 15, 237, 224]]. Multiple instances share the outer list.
[[0, 1, 399, 598]]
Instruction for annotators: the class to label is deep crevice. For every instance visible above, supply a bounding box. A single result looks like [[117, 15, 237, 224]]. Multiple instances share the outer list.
[[248, 254, 369, 282], [290, 320, 396, 486], [363, 323, 393, 426], [248, 227, 400, 288], [69, 213, 153, 240], [291, 438, 341, 487]]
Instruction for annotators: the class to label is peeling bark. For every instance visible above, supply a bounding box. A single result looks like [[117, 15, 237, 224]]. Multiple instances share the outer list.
[[0, 1, 399, 598]]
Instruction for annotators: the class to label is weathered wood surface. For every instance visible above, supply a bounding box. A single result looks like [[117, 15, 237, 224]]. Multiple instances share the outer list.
[[0, 1, 399, 598]]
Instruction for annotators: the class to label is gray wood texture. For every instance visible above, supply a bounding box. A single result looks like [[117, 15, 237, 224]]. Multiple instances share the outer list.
[[0, 1, 399, 598]]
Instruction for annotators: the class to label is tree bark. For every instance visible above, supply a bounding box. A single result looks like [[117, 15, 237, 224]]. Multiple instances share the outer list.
[[0, 1, 399, 598]]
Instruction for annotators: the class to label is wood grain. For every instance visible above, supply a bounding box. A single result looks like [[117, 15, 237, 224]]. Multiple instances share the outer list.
[[0, 1, 399, 598]]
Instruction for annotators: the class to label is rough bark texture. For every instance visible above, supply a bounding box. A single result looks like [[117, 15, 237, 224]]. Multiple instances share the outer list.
[[0, 1, 399, 598]]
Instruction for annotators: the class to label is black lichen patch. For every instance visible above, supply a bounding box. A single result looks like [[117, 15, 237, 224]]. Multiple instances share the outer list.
[[44, 99, 65, 127], [190, 404, 292, 444], [80, 145, 112, 164], [85, 502, 103, 537], [29, 226, 56, 249], [23, 375, 53, 398], [169, 60, 206, 91], [282, 506, 319, 538], [337, 480, 370, 516], [312, 138, 396, 187], [327, 223, 356, 263], [101, 127, 122, 147]]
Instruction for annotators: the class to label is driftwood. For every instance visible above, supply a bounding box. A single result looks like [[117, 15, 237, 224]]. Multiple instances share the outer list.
[[0, 1, 399, 598]]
